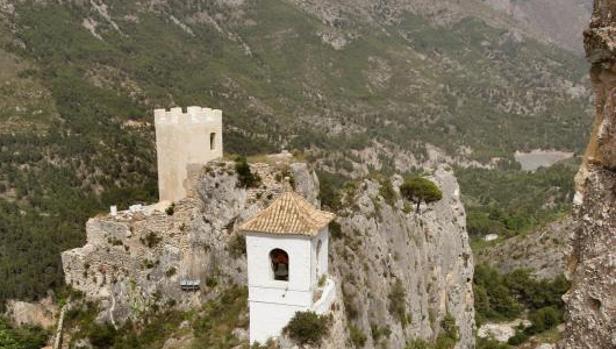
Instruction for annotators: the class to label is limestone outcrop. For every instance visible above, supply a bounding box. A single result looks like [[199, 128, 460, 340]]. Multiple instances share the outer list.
[[328, 168, 475, 349], [61, 161, 474, 348], [562, 1, 616, 348], [4, 297, 58, 329]]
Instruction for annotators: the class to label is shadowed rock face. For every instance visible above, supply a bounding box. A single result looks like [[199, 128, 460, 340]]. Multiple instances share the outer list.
[[563, 1, 616, 348]]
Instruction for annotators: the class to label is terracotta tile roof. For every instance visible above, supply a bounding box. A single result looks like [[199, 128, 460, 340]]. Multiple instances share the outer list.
[[239, 192, 335, 236]]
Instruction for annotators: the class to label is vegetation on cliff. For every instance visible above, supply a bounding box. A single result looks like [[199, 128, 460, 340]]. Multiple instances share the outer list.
[[283, 311, 331, 346], [400, 176, 443, 211], [0, 317, 48, 349], [473, 263, 568, 345], [63, 286, 249, 349], [457, 160, 577, 240]]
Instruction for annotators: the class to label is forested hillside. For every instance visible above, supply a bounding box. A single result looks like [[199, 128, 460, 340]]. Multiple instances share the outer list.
[[0, 0, 590, 306]]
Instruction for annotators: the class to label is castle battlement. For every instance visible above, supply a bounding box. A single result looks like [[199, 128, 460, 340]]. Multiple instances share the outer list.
[[154, 106, 222, 124], [154, 106, 223, 202]]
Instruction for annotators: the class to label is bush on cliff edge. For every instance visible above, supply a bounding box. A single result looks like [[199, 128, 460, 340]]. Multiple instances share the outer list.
[[283, 311, 330, 345]]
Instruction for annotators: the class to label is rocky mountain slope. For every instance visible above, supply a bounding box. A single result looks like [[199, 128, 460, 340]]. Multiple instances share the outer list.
[[475, 215, 573, 279], [563, 1, 616, 347], [61, 159, 474, 348], [484, 0, 592, 54], [0, 0, 592, 314]]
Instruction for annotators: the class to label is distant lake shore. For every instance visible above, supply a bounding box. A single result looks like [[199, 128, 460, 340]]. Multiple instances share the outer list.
[[514, 150, 575, 171]]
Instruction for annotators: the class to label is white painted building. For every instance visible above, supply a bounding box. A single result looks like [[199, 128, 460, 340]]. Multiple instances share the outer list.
[[240, 192, 337, 345], [154, 106, 223, 202]]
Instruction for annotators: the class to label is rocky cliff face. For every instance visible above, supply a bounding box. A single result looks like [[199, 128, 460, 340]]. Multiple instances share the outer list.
[[330, 168, 475, 349], [563, 1, 616, 348], [62, 160, 474, 348]]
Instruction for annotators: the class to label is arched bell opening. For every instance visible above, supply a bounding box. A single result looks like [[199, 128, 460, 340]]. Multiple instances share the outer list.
[[270, 248, 289, 281]]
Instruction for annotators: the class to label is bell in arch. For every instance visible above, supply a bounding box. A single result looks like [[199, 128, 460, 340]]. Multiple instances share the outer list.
[[270, 248, 289, 281]]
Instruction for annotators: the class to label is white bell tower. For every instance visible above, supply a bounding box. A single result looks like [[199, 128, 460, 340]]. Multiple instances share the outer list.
[[239, 192, 337, 345]]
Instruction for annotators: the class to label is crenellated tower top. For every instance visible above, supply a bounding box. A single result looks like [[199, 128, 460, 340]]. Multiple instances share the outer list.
[[154, 106, 222, 124]]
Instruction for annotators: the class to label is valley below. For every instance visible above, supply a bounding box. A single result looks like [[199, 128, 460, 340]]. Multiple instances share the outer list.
[[0, 0, 606, 348]]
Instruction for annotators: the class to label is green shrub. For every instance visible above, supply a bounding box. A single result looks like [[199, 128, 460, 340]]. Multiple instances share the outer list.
[[107, 236, 123, 246], [205, 277, 218, 288], [440, 313, 459, 342], [473, 264, 522, 321], [235, 156, 261, 188], [318, 274, 327, 287], [433, 313, 459, 349], [466, 211, 506, 236], [88, 322, 117, 348], [435, 334, 456, 349], [507, 330, 528, 345], [251, 338, 278, 349], [343, 289, 359, 320], [474, 263, 568, 336], [477, 337, 511, 349], [526, 306, 561, 335], [0, 317, 49, 349], [165, 267, 176, 277], [406, 338, 432, 349], [400, 176, 442, 212], [329, 220, 342, 240], [284, 311, 330, 346], [165, 202, 175, 216], [191, 286, 248, 347], [379, 177, 397, 206], [349, 324, 367, 347], [141, 232, 162, 248], [388, 279, 410, 327], [143, 259, 156, 269], [370, 323, 391, 342], [317, 171, 346, 211], [228, 234, 246, 258]]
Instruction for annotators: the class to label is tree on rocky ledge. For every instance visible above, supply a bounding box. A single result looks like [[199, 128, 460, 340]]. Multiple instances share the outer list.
[[400, 176, 443, 213]]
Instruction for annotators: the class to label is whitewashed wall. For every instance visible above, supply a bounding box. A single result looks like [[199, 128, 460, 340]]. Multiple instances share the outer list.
[[246, 233, 313, 344]]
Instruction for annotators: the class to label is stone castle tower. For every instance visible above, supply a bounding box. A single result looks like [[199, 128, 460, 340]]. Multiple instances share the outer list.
[[154, 106, 223, 202]]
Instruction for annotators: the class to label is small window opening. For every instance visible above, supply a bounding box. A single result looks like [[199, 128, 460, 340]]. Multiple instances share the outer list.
[[270, 248, 289, 281], [316, 239, 323, 275], [210, 132, 216, 150]]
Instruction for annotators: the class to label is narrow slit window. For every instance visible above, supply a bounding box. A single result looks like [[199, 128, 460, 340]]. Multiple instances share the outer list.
[[316, 239, 322, 275], [210, 132, 216, 150]]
